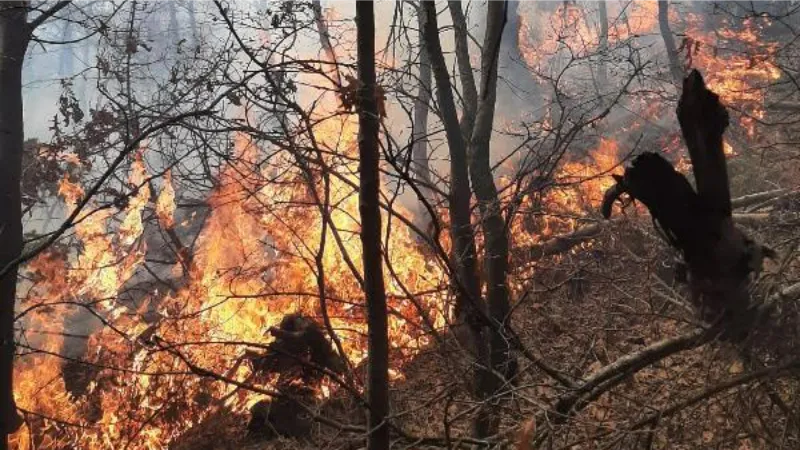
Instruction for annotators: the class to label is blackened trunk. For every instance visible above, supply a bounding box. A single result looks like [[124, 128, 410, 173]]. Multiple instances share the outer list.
[[58, 17, 73, 77], [313, 0, 341, 87], [602, 70, 763, 336], [167, 0, 179, 44], [0, 2, 28, 445], [501, 0, 520, 60], [187, 0, 198, 48], [469, 0, 515, 436], [355, 3, 390, 450]]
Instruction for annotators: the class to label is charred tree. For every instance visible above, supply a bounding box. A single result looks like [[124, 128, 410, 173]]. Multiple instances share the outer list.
[[500, 0, 520, 61], [313, 0, 341, 88], [602, 70, 772, 334], [187, 0, 198, 48], [58, 15, 73, 77], [246, 314, 341, 440], [167, 0, 179, 44], [355, 3, 390, 449], [250, 313, 347, 380], [248, 385, 314, 440]]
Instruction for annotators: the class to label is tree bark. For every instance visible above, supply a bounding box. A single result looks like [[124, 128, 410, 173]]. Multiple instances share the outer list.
[[501, 0, 520, 60], [167, 0, 179, 44], [0, 2, 28, 445], [658, 0, 684, 86], [602, 70, 767, 332], [58, 14, 73, 77], [313, 0, 341, 87], [420, 0, 483, 327], [355, 3, 390, 449], [468, 0, 515, 437], [411, 7, 435, 234], [187, 0, 198, 48], [420, 1, 492, 437], [448, 1, 478, 140], [596, 0, 609, 90]]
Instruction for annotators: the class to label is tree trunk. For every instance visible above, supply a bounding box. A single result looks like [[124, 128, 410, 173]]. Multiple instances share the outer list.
[[421, 0, 493, 438], [421, 0, 482, 327], [448, 1, 478, 140], [0, 2, 28, 446], [411, 7, 435, 234], [501, 0, 520, 60], [313, 0, 341, 87], [187, 0, 198, 48], [468, 0, 516, 436], [58, 15, 73, 77], [596, 1, 609, 90], [167, 0, 179, 44], [658, 0, 684, 86], [602, 70, 767, 337], [355, 3, 390, 449]]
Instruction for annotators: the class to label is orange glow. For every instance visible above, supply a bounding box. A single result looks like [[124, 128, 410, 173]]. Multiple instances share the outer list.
[[680, 16, 781, 136], [12, 3, 783, 448], [155, 169, 176, 230], [13, 31, 449, 450]]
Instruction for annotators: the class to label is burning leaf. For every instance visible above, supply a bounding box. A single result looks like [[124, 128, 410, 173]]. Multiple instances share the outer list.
[[156, 169, 177, 230]]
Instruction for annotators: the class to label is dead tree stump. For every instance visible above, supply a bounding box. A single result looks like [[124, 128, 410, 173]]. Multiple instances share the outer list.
[[602, 70, 773, 337]]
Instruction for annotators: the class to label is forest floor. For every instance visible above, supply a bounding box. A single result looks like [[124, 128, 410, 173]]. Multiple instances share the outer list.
[[173, 155, 800, 450]]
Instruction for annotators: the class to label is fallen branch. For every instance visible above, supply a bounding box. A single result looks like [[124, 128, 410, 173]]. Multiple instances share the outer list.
[[548, 356, 800, 448], [524, 211, 770, 260], [549, 327, 711, 421], [731, 189, 787, 209], [522, 279, 800, 448], [526, 221, 609, 259], [732, 212, 771, 227]]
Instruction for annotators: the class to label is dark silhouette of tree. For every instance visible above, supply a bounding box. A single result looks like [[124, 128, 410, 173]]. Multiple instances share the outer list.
[[355, 3, 390, 449], [0, 3, 69, 448]]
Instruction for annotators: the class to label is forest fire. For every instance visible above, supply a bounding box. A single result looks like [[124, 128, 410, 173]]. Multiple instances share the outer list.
[[517, 1, 780, 135], [510, 0, 781, 241], [681, 15, 782, 136], [13, 68, 450, 450], [6, 1, 798, 449]]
